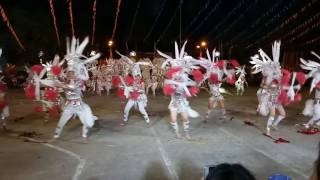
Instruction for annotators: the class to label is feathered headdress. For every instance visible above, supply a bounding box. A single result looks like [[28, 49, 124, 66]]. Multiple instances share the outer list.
[[250, 41, 282, 85], [157, 41, 200, 72], [42, 55, 65, 77], [158, 41, 201, 97], [300, 51, 320, 93], [116, 51, 152, 77], [65, 36, 101, 80]]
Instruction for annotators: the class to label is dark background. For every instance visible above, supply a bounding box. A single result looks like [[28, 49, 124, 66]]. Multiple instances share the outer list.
[[0, 0, 319, 68]]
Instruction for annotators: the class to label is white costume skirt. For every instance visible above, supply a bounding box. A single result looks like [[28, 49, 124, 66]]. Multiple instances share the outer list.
[[168, 99, 199, 118]]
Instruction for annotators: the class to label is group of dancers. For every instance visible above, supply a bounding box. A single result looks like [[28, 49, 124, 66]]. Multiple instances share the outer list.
[[0, 37, 319, 142]]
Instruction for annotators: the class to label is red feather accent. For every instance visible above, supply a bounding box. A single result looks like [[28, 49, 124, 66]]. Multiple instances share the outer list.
[[44, 89, 58, 101], [209, 73, 219, 83], [51, 66, 62, 76], [296, 72, 306, 85], [31, 65, 44, 74], [117, 88, 125, 99], [192, 69, 203, 83], [166, 67, 182, 79], [294, 93, 302, 102], [281, 69, 291, 86], [215, 60, 224, 69], [33, 105, 43, 112], [226, 74, 236, 85], [130, 90, 140, 100], [112, 76, 121, 87], [24, 84, 36, 100], [0, 100, 8, 110], [277, 90, 290, 105], [48, 105, 60, 115], [188, 86, 199, 96], [163, 84, 175, 96], [230, 59, 240, 68], [0, 83, 8, 92], [125, 75, 134, 85]]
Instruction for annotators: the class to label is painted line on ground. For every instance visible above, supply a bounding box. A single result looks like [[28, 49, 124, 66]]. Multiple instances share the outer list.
[[219, 128, 309, 179], [150, 127, 179, 180], [29, 138, 86, 180]]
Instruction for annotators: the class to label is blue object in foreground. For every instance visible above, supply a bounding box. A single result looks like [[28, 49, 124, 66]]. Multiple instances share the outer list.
[[268, 174, 292, 180]]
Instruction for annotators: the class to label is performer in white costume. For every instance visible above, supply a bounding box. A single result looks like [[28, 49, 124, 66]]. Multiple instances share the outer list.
[[115, 51, 152, 126], [250, 41, 302, 135], [199, 49, 237, 120], [300, 51, 320, 128], [158, 42, 202, 139], [235, 65, 248, 96], [52, 37, 100, 141]]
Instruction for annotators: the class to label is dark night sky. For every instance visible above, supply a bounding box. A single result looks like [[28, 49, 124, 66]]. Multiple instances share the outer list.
[[0, 0, 319, 64]]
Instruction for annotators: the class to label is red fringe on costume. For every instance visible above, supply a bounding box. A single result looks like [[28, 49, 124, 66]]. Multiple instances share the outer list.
[[24, 84, 36, 100], [209, 73, 219, 84], [117, 88, 125, 99], [192, 69, 203, 83], [216, 60, 224, 69], [166, 67, 182, 79], [31, 65, 44, 74], [188, 86, 199, 96], [226, 74, 236, 85], [163, 84, 175, 96], [230, 59, 240, 68], [44, 89, 58, 101], [296, 72, 306, 85], [277, 90, 290, 105], [125, 75, 134, 86], [112, 76, 121, 87], [130, 90, 140, 100], [281, 69, 291, 86], [51, 66, 62, 76]]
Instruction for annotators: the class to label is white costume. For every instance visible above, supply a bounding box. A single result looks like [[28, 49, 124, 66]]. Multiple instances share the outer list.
[[199, 49, 237, 119], [115, 51, 151, 125], [52, 37, 100, 139], [250, 41, 301, 134], [300, 51, 320, 128], [235, 66, 248, 96], [158, 41, 201, 138]]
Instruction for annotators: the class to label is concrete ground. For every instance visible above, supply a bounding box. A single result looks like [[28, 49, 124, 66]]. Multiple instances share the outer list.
[[0, 87, 319, 180]]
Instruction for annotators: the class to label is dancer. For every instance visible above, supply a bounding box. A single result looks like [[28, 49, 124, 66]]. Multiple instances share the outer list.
[[250, 41, 302, 135], [158, 42, 202, 139], [300, 51, 320, 128], [51, 37, 100, 141], [146, 74, 158, 96], [115, 51, 152, 126], [199, 49, 237, 121], [235, 65, 248, 96]]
